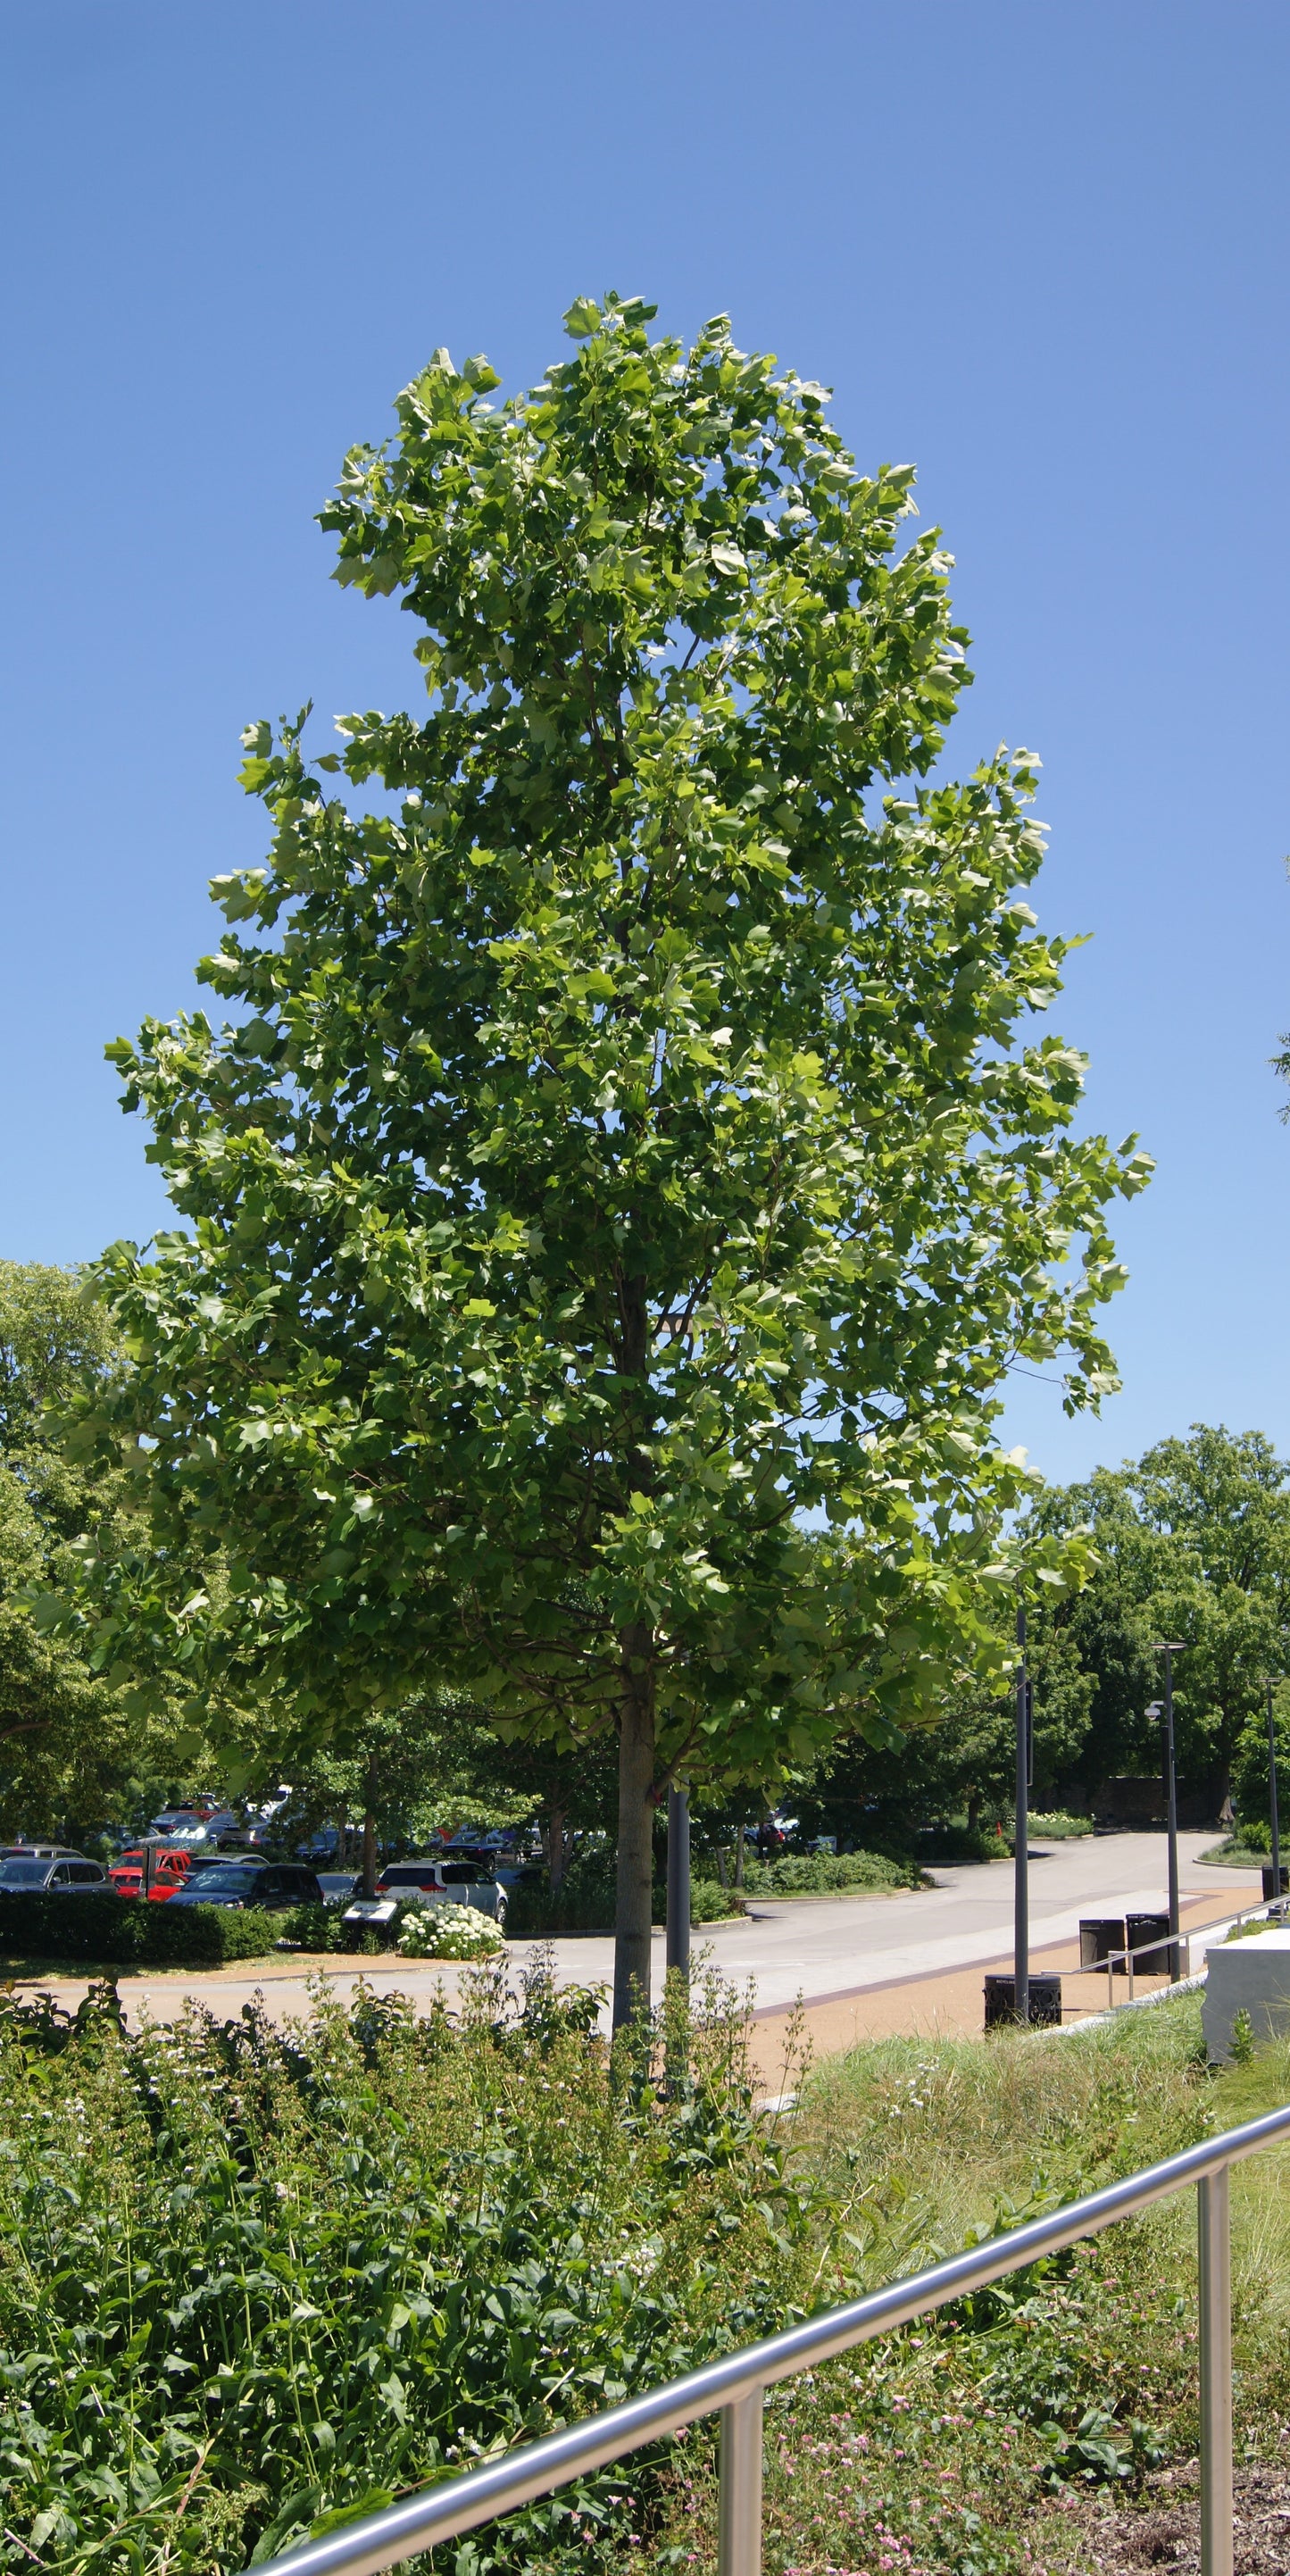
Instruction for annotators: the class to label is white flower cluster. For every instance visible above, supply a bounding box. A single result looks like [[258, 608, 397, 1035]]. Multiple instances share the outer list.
[[396, 1901, 504, 1960]]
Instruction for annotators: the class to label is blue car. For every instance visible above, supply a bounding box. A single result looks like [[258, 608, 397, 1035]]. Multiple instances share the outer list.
[[167, 1861, 324, 1911]]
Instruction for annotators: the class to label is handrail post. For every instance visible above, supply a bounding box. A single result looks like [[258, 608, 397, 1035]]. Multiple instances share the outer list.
[[1198, 2167, 1234, 2576], [719, 2385, 763, 2576]]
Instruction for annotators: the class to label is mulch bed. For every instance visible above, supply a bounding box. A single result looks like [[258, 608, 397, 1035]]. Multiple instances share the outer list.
[[1049, 2462, 1290, 2573]]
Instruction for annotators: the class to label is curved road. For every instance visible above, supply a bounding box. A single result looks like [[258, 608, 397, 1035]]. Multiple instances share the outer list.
[[21, 1830, 1262, 2033]]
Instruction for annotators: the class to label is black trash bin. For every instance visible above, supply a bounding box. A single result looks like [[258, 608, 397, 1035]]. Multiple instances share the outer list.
[[1262, 1867, 1289, 1901], [1079, 1917, 1127, 1972], [983, 1973, 1061, 2030], [1127, 1911, 1172, 1975]]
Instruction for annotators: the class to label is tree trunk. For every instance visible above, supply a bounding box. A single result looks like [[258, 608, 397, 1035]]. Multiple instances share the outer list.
[[548, 1802, 568, 1896], [362, 1756, 379, 1897], [967, 1789, 982, 1835], [735, 1824, 745, 1889], [613, 1621, 656, 2029]]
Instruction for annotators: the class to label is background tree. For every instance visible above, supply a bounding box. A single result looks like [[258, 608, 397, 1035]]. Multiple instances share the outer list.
[[74, 296, 1146, 2022], [262, 1691, 541, 1892], [1230, 1683, 1290, 1849], [797, 1574, 1093, 1847], [0, 1263, 176, 1837], [1033, 1427, 1290, 1810]]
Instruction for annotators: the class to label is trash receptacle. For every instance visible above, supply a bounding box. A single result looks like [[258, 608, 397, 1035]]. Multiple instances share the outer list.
[[1079, 1917, 1127, 1972], [1127, 1912, 1171, 1975], [1262, 1867, 1289, 1901], [983, 1973, 1061, 2030]]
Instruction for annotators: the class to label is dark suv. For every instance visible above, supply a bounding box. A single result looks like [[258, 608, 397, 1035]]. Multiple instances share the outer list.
[[167, 1862, 323, 1911], [0, 1855, 106, 1893]]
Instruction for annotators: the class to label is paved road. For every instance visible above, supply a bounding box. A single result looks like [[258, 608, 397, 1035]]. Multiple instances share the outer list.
[[23, 1831, 1262, 2032]]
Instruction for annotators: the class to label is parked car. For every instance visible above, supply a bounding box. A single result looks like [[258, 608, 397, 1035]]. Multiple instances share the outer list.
[[166, 1861, 324, 1911], [442, 1827, 531, 1863], [351, 1858, 507, 1922], [0, 1844, 86, 1862], [0, 1855, 107, 1893], [108, 1847, 193, 1902], [315, 1872, 361, 1905], [150, 1807, 226, 1843]]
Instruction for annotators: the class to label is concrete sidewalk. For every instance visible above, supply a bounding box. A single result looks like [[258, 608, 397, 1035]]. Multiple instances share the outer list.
[[744, 1886, 1258, 2095]]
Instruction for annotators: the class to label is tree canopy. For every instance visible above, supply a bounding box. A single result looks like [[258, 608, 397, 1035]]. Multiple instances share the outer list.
[[0, 1263, 162, 1834], [1033, 1424, 1290, 1805], [71, 295, 1147, 2018]]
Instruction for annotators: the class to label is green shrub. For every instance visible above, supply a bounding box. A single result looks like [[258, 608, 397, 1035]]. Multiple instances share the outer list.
[[278, 1900, 420, 1954], [0, 1890, 277, 1967], [504, 1851, 619, 1934], [0, 1962, 812, 2575], [506, 1862, 746, 1937], [690, 1876, 745, 1921], [742, 1847, 923, 1897]]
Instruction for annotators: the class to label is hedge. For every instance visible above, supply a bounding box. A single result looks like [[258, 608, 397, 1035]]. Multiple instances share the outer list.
[[0, 1892, 280, 1967], [505, 1869, 743, 1937]]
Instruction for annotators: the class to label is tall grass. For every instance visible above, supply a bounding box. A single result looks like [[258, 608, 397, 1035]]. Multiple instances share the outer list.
[[653, 2004, 1290, 2576], [3, 1972, 1290, 2576]]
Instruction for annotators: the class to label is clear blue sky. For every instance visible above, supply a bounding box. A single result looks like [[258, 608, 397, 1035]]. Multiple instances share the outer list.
[[3, 2, 1286, 1488]]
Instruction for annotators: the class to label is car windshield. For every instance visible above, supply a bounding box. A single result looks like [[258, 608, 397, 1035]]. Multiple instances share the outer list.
[[187, 1868, 259, 1896], [0, 1861, 52, 1886]]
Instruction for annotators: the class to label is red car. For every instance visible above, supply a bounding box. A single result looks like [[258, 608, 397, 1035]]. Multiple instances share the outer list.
[[108, 1847, 192, 1902]]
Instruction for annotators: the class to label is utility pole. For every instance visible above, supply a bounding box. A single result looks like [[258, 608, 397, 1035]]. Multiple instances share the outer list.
[[665, 1781, 690, 1981], [1268, 1678, 1283, 1909], [1014, 1600, 1030, 2024], [1152, 1643, 1185, 1980]]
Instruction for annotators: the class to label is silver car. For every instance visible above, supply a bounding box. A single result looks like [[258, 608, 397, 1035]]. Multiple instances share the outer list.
[[345, 1857, 507, 1930]]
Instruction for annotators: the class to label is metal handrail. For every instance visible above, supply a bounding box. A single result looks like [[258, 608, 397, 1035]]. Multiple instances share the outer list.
[[246, 2099, 1290, 2576], [1072, 1896, 1289, 2011]]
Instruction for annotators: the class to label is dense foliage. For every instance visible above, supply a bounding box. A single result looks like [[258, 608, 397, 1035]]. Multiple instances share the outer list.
[[0, 1965, 815, 2576], [802, 1422, 1290, 1842], [4, 1970, 1290, 2576], [0, 1892, 278, 1967], [0, 1264, 150, 1836], [71, 292, 1142, 2018]]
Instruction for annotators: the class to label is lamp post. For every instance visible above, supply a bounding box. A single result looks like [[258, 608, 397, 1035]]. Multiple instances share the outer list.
[[1014, 1601, 1030, 2024], [665, 1781, 690, 1981], [1151, 1642, 1185, 1981], [1268, 1679, 1283, 1910]]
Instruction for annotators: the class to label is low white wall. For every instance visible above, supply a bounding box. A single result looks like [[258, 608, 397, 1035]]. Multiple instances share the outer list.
[[1202, 1927, 1290, 2062]]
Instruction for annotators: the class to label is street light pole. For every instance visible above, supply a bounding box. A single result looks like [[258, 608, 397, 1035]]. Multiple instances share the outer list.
[[1153, 1644, 1185, 1981], [1268, 1678, 1283, 1910], [665, 1781, 690, 1981], [1014, 1601, 1029, 2025]]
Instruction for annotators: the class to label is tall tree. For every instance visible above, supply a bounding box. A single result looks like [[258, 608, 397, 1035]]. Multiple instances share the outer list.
[[1032, 1427, 1290, 1805], [0, 1263, 154, 1833], [74, 296, 1146, 2022]]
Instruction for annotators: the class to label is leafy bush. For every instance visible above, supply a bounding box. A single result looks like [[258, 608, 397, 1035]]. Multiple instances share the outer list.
[[0, 1959, 815, 2576], [689, 1877, 745, 1921], [742, 1847, 923, 1897], [278, 1901, 416, 1955], [397, 1900, 504, 1958], [504, 1848, 619, 1935], [1028, 1810, 1094, 1839], [0, 1889, 277, 1966], [505, 1855, 744, 1936]]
